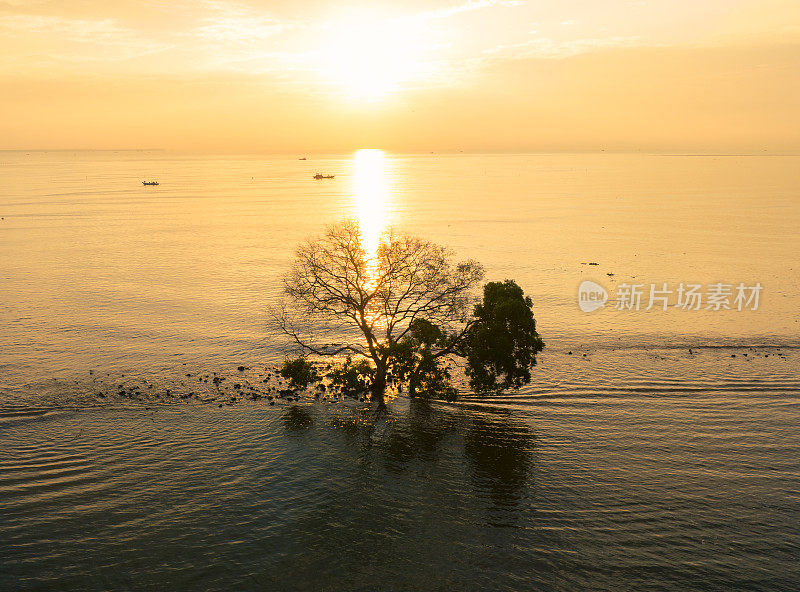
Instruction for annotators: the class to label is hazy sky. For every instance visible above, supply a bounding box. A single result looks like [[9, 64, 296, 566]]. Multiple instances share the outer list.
[[2, 0, 799, 151]]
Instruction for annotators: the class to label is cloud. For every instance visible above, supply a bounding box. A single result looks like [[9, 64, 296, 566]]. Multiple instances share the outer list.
[[193, 0, 296, 42], [0, 0, 46, 6], [0, 14, 171, 67], [195, 17, 292, 42], [483, 35, 648, 60], [0, 14, 124, 39], [420, 0, 525, 21], [177, 2, 302, 74]]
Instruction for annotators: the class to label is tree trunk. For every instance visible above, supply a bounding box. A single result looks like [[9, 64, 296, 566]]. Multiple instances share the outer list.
[[408, 360, 424, 398], [408, 372, 418, 398], [371, 361, 387, 405]]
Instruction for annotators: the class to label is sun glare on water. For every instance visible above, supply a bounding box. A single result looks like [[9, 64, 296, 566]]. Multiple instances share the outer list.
[[316, 13, 432, 101], [353, 148, 391, 258], [352, 148, 392, 327]]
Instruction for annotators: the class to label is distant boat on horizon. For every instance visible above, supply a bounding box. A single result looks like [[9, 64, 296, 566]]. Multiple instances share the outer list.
[[299, 157, 307, 160], [313, 173, 334, 179], [142, 181, 159, 186]]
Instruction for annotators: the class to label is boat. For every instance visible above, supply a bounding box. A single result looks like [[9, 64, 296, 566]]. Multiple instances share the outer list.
[[142, 181, 159, 186], [313, 173, 334, 179], [299, 157, 307, 160]]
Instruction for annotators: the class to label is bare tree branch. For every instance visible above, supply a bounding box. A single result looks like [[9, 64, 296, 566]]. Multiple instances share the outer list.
[[268, 218, 485, 398]]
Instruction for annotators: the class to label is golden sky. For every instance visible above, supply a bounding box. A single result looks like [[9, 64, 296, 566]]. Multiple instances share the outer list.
[[1, 0, 799, 151]]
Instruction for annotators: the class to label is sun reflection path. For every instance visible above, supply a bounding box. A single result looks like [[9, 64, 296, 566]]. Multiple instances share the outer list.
[[352, 149, 392, 329], [353, 148, 391, 261]]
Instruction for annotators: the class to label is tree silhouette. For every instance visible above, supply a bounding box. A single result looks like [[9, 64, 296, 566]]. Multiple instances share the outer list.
[[273, 219, 543, 403], [465, 280, 545, 392]]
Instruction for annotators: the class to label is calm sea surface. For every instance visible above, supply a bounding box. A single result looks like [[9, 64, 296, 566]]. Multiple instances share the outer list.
[[1, 151, 799, 590]]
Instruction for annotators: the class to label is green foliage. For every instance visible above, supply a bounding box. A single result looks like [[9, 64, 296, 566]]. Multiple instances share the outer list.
[[465, 280, 545, 392], [387, 281, 544, 399], [390, 319, 458, 401], [409, 349, 458, 401], [284, 278, 544, 401], [279, 357, 319, 389], [329, 356, 374, 393]]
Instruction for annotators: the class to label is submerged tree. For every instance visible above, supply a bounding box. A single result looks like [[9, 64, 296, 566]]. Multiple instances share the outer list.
[[272, 218, 543, 403], [464, 280, 545, 392]]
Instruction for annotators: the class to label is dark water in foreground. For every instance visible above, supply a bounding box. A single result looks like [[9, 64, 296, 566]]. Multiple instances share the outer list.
[[2, 349, 799, 591]]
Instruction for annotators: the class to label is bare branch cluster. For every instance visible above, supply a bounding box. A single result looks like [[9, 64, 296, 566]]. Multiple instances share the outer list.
[[270, 218, 484, 361]]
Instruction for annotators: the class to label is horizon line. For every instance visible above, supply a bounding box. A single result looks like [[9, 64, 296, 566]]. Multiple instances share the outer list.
[[3, 148, 799, 157]]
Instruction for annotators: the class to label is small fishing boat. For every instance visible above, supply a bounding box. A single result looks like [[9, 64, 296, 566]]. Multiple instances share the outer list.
[[299, 157, 307, 160], [142, 181, 159, 186], [313, 173, 334, 179]]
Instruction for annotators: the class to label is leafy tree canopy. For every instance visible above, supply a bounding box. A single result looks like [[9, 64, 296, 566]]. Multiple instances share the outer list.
[[279, 357, 319, 390], [465, 280, 545, 392]]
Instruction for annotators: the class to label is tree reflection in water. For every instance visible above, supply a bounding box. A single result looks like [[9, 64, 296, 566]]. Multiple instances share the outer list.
[[282, 405, 315, 432], [463, 411, 533, 517], [283, 398, 534, 523], [381, 399, 455, 469]]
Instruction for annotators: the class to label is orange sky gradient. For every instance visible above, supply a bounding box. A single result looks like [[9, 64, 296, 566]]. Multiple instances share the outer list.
[[1, 0, 799, 152]]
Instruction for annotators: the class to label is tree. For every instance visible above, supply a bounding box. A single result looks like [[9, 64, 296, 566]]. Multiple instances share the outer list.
[[327, 356, 374, 395], [272, 218, 543, 403], [389, 319, 458, 400], [279, 357, 319, 390], [464, 280, 545, 392]]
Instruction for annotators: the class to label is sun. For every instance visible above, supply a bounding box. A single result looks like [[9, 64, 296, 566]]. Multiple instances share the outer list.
[[315, 12, 432, 101]]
